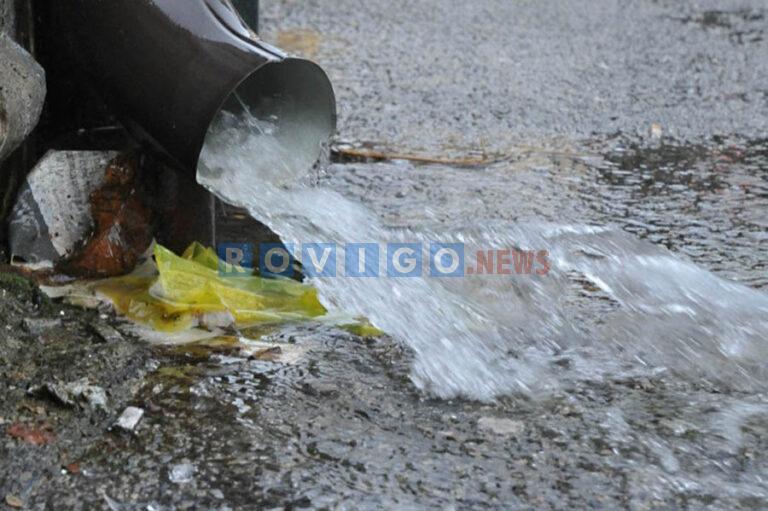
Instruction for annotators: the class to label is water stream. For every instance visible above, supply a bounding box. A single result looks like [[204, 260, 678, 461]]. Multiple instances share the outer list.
[[197, 109, 768, 402]]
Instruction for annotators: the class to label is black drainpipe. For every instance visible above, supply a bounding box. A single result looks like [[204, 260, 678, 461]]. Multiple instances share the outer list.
[[233, 0, 259, 33], [23, 0, 333, 255]]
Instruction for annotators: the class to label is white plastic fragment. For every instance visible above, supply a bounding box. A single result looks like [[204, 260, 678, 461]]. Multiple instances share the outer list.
[[115, 406, 144, 432], [169, 463, 196, 484]]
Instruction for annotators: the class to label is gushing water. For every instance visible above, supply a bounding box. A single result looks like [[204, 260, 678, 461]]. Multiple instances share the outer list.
[[197, 108, 768, 401]]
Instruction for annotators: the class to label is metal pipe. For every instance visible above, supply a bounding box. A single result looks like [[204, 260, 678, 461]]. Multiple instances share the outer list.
[[232, 0, 259, 32], [54, 0, 336, 179]]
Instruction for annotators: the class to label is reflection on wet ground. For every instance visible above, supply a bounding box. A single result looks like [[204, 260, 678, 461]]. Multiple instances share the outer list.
[[595, 138, 767, 288], [327, 137, 768, 289]]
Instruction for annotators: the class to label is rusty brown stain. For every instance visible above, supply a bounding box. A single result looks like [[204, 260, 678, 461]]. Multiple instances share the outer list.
[[60, 152, 153, 278], [7, 422, 56, 445]]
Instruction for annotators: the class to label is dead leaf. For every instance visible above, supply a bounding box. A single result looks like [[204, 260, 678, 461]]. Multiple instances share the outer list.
[[7, 422, 56, 445], [332, 146, 499, 166]]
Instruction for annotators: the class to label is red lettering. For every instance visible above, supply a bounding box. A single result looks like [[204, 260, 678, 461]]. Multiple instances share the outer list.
[[513, 250, 534, 274], [497, 249, 511, 275], [536, 250, 550, 275], [476, 250, 494, 275]]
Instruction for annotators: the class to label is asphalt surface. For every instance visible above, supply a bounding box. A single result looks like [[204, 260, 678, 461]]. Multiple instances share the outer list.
[[262, 0, 768, 154]]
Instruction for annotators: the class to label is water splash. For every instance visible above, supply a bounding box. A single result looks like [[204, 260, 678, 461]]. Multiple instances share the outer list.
[[197, 109, 768, 400]]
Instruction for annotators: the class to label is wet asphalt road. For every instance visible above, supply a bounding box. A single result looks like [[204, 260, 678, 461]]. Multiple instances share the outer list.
[[1, 0, 768, 509], [3, 136, 765, 509], [262, 0, 768, 153]]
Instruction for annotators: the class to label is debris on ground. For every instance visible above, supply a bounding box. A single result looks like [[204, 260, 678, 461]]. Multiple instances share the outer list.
[[6, 422, 56, 445], [83, 241, 379, 338], [8, 151, 153, 277], [28, 378, 109, 412], [31, 241, 385, 344], [95, 242, 325, 331], [64, 462, 81, 475], [88, 322, 124, 343], [22, 317, 61, 336], [169, 463, 196, 484], [4, 494, 23, 509], [114, 406, 144, 432], [332, 143, 499, 167], [8, 151, 118, 265], [169, 335, 308, 365]]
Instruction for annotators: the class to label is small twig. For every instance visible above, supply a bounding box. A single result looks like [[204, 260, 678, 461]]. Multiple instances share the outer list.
[[331, 146, 501, 167]]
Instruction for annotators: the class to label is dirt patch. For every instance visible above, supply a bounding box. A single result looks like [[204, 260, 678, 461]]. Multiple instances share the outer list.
[[0, 270, 155, 503], [275, 29, 322, 58]]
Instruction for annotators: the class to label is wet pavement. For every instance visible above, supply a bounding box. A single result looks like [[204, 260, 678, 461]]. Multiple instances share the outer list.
[[262, 0, 768, 153], [0, 136, 765, 509], [2, 0, 768, 509], [326, 136, 768, 289]]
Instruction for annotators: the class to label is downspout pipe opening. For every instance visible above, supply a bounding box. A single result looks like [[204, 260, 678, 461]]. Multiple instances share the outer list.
[[204, 57, 337, 180]]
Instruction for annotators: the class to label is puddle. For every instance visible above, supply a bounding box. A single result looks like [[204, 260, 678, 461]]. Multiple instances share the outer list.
[[594, 139, 768, 288]]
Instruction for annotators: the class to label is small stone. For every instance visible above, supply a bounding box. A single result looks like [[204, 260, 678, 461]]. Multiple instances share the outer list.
[[4, 494, 23, 509], [438, 430, 457, 441], [477, 417, 525, 436], [28, 378, 108, 412], [649, 123, 663, 140], [22, 317, 61, 336], [89, 323, 124, 343], [169, 463, 196, 484], [115, 407, 144, 432]]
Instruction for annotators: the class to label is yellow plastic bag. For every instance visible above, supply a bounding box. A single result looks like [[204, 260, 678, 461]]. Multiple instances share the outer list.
[[94, 242, 383, 336], [96, 242, 327, 332]]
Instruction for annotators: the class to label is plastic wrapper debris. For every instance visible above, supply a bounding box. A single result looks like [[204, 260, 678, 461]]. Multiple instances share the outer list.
[[93, 242, 381, 336]]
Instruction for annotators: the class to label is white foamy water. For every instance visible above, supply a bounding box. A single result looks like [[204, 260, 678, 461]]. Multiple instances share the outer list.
[[197, 108, 768, 401]]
